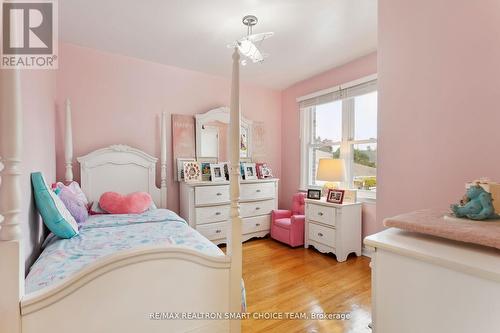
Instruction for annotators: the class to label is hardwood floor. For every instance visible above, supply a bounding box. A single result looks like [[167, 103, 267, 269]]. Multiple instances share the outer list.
[[239, 238, 372, 333]]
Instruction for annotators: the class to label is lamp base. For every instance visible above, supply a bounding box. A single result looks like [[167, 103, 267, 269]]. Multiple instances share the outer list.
[[322, 182, 340, 197]]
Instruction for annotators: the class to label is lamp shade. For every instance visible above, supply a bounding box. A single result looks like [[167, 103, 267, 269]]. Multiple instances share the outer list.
[[316, 159, 346, 182]]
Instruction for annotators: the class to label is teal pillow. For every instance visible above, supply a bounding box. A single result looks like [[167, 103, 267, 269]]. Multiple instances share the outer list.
[[31, 172, 79, 239]]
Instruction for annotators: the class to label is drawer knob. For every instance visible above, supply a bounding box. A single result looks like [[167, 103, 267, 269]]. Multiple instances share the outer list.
[[215, 212, 221, 215], [216, 229, 222, 234], [318, 232, 323, 237], [255, 207, 261, 210], [255, 223, 261, 226], [256, 189, 261, 193], [318, 212, 324, 216], [216, 193, 222, 196]]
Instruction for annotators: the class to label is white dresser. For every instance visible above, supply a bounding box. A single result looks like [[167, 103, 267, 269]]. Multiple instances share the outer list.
[[180, 179, 279, 245], [304, 199, 362, 262]]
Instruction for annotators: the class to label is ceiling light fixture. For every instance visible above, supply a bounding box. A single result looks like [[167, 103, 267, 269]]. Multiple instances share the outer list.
[[227, 15, 273, 65]]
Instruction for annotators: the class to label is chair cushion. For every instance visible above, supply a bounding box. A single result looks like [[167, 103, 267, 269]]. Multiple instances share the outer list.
[[274, 218, 292, 230], [292, 192, 306, 215]]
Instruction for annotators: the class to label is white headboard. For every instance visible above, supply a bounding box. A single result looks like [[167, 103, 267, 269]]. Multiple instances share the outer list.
[[64, 100, 168, 208], [77, 145, 167, 208]]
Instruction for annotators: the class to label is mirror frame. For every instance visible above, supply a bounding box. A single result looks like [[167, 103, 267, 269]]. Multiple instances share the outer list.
[[195, 106, 253, 160]]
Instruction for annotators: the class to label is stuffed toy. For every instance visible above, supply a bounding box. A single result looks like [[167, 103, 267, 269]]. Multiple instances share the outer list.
[[450, 184, 497, 220]]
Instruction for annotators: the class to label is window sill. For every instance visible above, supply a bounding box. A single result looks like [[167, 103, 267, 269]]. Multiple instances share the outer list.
[[357, 190, 376, 203]]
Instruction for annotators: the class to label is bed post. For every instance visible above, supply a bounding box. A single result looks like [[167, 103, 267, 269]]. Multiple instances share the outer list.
[[65, 99, 73, 183], [228, 48, 242, 333], [160, 111, 167, 208], [0, 69, 24, 333]]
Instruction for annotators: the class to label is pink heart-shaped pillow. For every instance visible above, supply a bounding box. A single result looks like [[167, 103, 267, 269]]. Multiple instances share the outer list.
[[99, 191, 152, 214]]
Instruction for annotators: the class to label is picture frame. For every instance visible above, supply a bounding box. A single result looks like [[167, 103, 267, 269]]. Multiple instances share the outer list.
[[343, 189, 357, 203], [176, 157, 196, 181], [242, 162, 257, 180], [183, 161, 202, 182], [327, 189, 345, 204], [210, 163, 226, 182], [220, 162, 230, 180], [200, 162, 211, 181], [256, 162, 274, 179], [307, 189, 322, 200]]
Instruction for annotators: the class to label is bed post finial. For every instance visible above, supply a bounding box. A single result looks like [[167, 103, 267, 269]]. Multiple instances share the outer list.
[[65, 98, 74, 183], [0, 68, 24, 333], [160, 111, 167, 208], [228, 47, 242, 332]]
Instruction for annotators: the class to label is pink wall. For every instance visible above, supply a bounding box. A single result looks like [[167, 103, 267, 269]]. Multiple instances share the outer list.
[[55, 43, 282, 212], [19, 70, 56, 269], [281, 53, 378, 238], [377, 0, 500, 226]]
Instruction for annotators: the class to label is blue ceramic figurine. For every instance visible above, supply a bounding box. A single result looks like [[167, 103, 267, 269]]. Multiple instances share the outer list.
[[450, 184, 497, 220]]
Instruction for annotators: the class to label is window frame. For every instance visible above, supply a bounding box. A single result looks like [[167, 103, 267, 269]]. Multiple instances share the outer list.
[[299, 75, 377, 201]]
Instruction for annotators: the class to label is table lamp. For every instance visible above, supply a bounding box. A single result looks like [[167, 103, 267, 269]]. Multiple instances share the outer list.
[[316, 158, 346, 196]]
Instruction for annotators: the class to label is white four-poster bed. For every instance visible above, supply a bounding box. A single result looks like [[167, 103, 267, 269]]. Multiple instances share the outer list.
[[0, 50, 244, 332]]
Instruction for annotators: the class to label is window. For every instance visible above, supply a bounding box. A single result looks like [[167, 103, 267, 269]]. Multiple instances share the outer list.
[[299, 77, 377, 199]]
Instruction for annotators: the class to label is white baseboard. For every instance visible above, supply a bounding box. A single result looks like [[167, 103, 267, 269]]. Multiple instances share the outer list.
[[362, 246, 372, 258]]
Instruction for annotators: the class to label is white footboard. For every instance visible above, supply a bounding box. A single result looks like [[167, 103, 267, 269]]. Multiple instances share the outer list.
[[21, 247, 231, 333]]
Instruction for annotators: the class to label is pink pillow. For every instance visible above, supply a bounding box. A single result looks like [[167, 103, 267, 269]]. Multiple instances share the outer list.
[[99, 191, 152, 214]]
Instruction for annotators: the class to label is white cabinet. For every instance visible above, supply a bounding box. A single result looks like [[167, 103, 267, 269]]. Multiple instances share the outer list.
[[304, 199, 362, 262], [365, 228, 500, 333], [180, 179, 279, 245]]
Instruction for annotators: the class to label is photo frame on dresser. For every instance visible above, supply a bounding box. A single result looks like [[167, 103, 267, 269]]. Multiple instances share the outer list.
[[183, 161, 202, 182], [176, 157, 196, 181], [327, 189, 345, 204], [242, 162, 257, 180], [256, 162, 273, 179], [198, 157, 217, 182], [210, 163, 226, 182], [200, 163, 211, 181], [307, 189, 321, 200]]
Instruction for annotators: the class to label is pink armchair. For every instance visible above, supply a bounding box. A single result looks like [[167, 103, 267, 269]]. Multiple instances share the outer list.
[[270, 192, 306, 247]]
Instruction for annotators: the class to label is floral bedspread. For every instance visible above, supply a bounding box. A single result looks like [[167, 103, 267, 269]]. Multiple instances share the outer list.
[[25, 209, 224, 294]]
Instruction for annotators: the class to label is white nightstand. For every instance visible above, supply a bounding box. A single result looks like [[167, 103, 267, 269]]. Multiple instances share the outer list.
[[304, 198, 362, 262]]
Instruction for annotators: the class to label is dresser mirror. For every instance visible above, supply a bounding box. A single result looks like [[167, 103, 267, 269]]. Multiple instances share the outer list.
[[195, 107, 252, 161]]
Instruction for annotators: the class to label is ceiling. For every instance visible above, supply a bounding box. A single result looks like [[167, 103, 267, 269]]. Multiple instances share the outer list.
[[59, 0, 377, 90]]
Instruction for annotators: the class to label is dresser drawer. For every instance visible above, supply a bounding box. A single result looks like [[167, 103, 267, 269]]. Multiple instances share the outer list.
[[240, 199, 275, 218], [195, 205, 230, 225], [309, 223, 335, 246], [242, 215, 270, 234], [241, 182, 275, 201], [197, 221, 227, 241], [195, 185, 229, 205], [306, 203, 336, 226]]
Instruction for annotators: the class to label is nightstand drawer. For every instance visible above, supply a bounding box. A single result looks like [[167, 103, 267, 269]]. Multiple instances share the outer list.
[[195, 185, 229, 205], [240, 199, 275, 218], [241, 182, 275, 200], [197, 221, 227, 241], [195, 205, 230, 225], [306, 204, 336, 226], [242, 215, 270, 234], [309, 223, 335, 246]]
